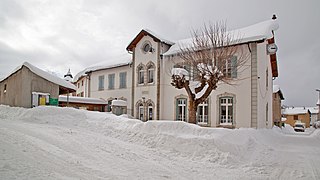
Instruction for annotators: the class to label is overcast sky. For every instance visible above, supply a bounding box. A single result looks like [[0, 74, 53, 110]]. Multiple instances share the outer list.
[[0, 0, 319, 107]]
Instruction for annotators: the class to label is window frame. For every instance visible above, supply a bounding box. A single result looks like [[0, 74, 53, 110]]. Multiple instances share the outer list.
[[219, 97, 234, 125], [197, 99, 208, 124], [119, 72, 127, 89], [108, 74, 115, 90], [98, 75, 104, 91]]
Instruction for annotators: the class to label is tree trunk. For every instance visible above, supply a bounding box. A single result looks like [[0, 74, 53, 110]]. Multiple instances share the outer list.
[[188, 100, 197, 124]]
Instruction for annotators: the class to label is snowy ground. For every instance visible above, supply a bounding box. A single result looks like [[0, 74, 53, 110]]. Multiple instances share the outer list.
[[1, 105, 320, 180]]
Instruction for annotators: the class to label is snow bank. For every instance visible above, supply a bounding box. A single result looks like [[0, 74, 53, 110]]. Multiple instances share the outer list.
[[1, 105, 320, 179]]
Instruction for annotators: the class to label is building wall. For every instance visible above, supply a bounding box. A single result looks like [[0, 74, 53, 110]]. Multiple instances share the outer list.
[[132, 35, 161, 120], [0, 66, 60, 108], [89, 65, 132, 115], [256, 41, 273, 129], [285, 113, 311, 128], [273, 92, 282, 126], [161, 44, 254, 128], [76, 76, 89, 97], [0, 67, 23, 107], [59, 102, 106, 112]]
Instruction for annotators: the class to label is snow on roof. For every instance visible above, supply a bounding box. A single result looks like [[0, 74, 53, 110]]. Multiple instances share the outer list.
[[164, 19, 279, 56], [111, 100, 127, 107], [0, 62, 76, 90], [282, 107, 311, 115], [143, 29, 174, 45], [59, 95, 108, 105], [306, 107, 319, 114], [273, 85, 280, 93], [73, 54, 132, 82]]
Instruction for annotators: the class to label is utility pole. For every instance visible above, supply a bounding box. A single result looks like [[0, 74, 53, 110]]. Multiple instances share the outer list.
[[316, 89, 320, 120]]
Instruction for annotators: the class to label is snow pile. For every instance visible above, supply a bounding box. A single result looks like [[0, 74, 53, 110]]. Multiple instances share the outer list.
[[171, 68, 189, 78], [1, 105, 320, 179]]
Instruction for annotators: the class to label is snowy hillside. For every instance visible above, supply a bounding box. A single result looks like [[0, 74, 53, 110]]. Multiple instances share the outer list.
[[1, 105, 320, 180]]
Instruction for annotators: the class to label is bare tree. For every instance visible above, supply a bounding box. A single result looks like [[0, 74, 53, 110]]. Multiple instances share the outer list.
[[171, 21, 247, 124]]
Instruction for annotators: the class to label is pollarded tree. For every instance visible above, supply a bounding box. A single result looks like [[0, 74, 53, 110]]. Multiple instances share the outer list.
[[171, 21, 247, 124]]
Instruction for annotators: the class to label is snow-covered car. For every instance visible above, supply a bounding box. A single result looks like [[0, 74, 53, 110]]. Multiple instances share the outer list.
[[294, 124, 305, 132], [313, 120, 320, 129]]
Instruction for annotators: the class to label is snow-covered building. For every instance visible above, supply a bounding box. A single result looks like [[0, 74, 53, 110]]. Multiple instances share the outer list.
[[75, 16, 280, 128], [273, 85, 284, 127], [74, 55, 133, 114], [0, 62, 76, 108], [282, 107, 311, 128], [58, 95, 108, 111]]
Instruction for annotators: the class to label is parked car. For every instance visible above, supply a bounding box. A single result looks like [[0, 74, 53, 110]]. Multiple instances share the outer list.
[[313, 120, 320, 129], [294, 123, 305, 132]]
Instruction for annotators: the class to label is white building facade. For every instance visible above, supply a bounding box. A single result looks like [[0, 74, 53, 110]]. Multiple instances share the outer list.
[[75, 18, 279, 129]]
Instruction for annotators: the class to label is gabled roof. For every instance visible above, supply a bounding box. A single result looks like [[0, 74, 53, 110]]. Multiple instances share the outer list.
[[126, 29, 174, 52], [273, 85, 284, 100], [0, 62, 76, 91], [282, 107, 311, 115], [163, 19, 280, 77], [73, 54, 132, 82]]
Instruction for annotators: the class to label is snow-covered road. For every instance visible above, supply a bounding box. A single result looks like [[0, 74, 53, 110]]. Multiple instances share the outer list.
[[1, 105, 320, 180]]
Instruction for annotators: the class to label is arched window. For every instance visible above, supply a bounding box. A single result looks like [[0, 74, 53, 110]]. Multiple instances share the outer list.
[[137, 65, 145, 85], [138, 103, 144, 120], [146, 62, 155, 84]]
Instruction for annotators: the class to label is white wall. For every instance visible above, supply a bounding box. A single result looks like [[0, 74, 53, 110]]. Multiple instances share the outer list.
[[256, 41, 273, 129], [90, 65, 132, 114]]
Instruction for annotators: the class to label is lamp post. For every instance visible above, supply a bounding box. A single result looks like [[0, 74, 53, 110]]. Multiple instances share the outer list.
[[316, 89, 320, 120]]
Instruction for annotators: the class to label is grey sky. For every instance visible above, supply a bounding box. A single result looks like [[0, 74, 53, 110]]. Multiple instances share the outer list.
[[0, 0, 319, 107]]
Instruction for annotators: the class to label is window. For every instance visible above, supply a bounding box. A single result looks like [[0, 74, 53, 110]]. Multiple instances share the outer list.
[[138, 66, 144, 84], [176, 98, 187, 122], [266, 69, 268, 90], [197, 100, 208, 124], [78, 83, 80, 88], [82, 80, 84, 86], [98, 75, 104, 91], [108, 74, 115, 90], [294, 115, 298, 120], [220, 97, 233, 125], [147, 104, 153, 120], [147, 65, 154, 83], [139, 103, 144, 121], [142, 41, 152, 53], [222, 56, 237, 78], [4, 84, 7, 93], [266, 103, 269, 127], [119, 72, 127, 89]]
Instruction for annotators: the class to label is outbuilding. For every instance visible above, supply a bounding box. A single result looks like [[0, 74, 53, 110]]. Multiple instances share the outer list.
[[0, 62, 76, 108]]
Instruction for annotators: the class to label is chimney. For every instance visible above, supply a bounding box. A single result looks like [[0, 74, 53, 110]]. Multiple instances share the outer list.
[[272, 14, 277, 20]]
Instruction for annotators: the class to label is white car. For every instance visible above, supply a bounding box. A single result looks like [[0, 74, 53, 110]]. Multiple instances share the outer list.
[[294, 123, 305, 132]]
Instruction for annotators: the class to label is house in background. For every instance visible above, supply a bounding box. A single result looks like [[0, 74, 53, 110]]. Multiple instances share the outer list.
[[74, 16, 280, 129], [0, 62, 76, 108], [73, 56, 132, 114], [273, 85, 284, 127], [307, 107, 319, 126], [58, 95, 108, 112], [282, 107, 311, 128]]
